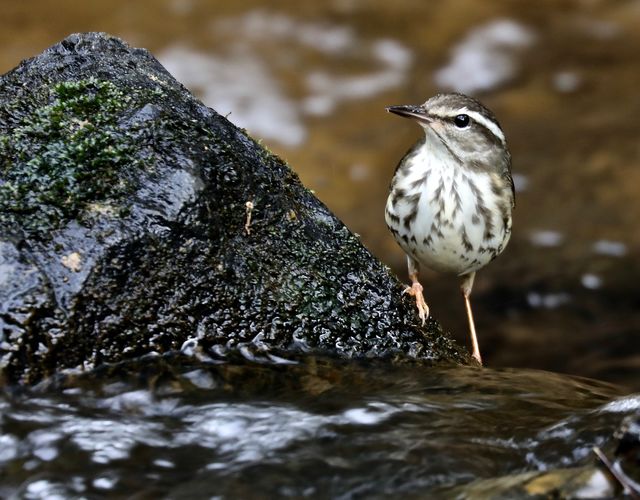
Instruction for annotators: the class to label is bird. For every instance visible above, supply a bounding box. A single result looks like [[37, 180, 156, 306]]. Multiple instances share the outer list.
[[384, 93, 514, 365]]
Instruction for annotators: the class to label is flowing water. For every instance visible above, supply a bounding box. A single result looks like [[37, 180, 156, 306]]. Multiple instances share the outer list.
[[0, 354, 634, 498]]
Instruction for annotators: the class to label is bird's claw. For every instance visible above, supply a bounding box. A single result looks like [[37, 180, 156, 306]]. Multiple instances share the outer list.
[[471, 351, 483, 365], [403, 282, 430, 325]]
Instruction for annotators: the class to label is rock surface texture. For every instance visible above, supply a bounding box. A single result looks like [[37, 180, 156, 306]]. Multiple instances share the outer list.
[[0, 33, 467, 384]]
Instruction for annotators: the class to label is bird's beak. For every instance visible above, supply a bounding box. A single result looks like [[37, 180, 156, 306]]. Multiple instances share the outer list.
[[386, 104, 433, 124]]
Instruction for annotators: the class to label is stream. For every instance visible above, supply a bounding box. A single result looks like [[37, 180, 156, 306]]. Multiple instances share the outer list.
[[0, 354, 635, 498]]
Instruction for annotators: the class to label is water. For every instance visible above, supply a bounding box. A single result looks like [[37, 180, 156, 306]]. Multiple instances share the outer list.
[[0, 354, 632, 498]]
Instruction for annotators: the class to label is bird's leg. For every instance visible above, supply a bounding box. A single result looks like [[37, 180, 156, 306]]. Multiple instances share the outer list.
[[460, 272, 482, 365], [403, 256, 429, 324]]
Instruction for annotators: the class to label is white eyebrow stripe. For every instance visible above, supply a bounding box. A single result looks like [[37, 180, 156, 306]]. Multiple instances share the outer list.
[[429, 105, 507, 144], [459, 108, 506, 144]]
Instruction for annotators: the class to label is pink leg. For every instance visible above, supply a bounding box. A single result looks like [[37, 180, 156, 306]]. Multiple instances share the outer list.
[[461, 272, 482, 365], [404, 256, 429, 324]]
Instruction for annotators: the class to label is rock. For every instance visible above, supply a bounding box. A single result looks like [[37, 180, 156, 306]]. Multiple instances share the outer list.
[[0, 32, 468, 385], [612, 414, 640, 492], [446, 466, 617, 499], [446, 413, 640, 498]]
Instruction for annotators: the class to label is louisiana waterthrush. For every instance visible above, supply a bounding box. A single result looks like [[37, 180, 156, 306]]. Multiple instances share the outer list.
[[385, 93, 514, 365]]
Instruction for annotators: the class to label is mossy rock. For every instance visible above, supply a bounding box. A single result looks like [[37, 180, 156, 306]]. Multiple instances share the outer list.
[[0, 78, 152, 233], [0, 32, 468, 385]]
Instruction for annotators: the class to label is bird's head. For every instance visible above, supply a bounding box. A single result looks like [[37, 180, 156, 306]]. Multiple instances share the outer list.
[[386, 93, 508, 165]]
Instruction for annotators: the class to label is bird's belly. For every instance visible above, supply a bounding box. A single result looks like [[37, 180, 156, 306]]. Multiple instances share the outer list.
[[385, 168, 512, 276], [411, 217, 507, 275]]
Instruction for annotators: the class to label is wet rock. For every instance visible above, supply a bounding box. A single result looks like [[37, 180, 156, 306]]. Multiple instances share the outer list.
[[447, 413, 640, 499], [447, 466, 616, 499], [612, 414, 640, 493], [0, 32, 467, 384]]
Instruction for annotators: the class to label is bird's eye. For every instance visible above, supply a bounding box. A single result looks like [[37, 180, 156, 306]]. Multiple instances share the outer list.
[[454, 114, 470, 128]]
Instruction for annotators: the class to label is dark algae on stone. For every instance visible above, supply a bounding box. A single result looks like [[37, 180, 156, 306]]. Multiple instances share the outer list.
[[0, 32, 468, 385]]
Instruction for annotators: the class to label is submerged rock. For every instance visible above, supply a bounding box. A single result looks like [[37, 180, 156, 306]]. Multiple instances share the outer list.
[[446, 466, 616, 499], [612, 414, 640, 493], [0, 32, 467, 384]]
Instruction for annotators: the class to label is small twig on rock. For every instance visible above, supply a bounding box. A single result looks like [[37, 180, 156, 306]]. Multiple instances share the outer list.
[[593, 446, 640, 499], [244, 200, 255, 235]]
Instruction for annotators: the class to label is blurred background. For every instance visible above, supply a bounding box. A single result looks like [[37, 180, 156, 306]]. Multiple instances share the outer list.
[[1, 0, 640, 387]]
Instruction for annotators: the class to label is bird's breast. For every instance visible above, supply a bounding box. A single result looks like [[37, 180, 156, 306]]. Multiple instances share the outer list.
[[385, 154, 512, 275]]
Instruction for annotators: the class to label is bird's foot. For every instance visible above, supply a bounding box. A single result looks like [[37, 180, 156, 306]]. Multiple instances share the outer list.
[[471, 351, 483, 365], [403, 282, 430, 325]]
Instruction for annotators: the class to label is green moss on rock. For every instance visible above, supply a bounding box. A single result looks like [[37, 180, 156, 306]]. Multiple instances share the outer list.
[[0, 78, 148, 235]]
